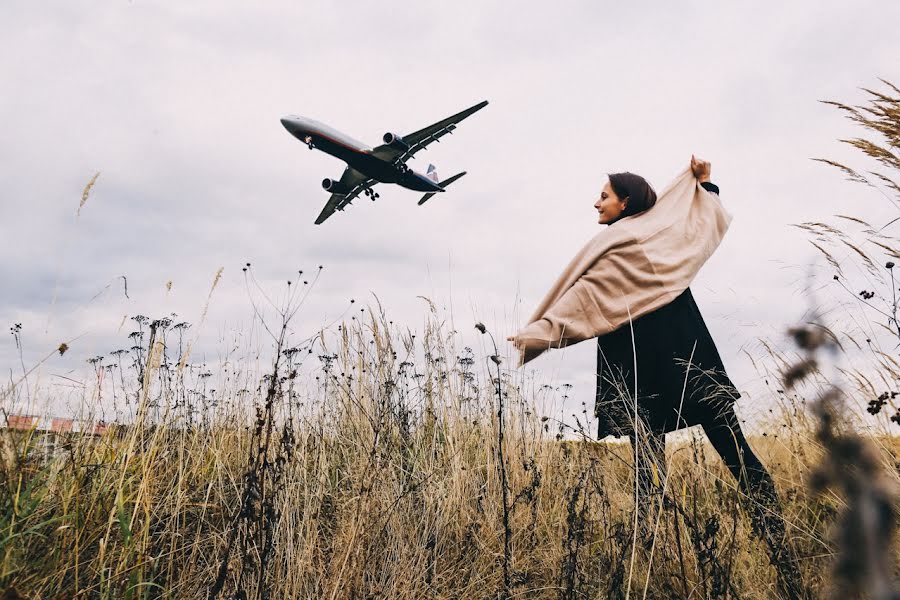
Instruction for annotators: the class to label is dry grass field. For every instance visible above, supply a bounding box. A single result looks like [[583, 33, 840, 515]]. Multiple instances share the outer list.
[[0, 306, 898, 599]]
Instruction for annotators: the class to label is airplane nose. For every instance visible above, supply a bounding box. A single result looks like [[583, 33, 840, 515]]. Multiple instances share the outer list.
[[280, 117, 293, 131]]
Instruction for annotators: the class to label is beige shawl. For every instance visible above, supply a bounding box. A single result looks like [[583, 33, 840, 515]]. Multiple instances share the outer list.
[[514, 164, 733, 366]]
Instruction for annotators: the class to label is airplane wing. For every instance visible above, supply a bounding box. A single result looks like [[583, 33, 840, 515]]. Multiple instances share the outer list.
[[370, 100, 488, 164], [315, 167, 375, 225]]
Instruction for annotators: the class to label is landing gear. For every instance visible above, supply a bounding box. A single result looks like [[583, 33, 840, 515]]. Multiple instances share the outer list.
[[364, 188, 380, 201], [304, 136, 315, 150]]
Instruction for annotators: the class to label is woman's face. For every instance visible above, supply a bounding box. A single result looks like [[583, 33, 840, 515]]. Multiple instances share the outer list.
[[595, 180, 628, 225]]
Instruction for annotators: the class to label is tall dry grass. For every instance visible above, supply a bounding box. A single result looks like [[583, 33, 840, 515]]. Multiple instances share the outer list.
[[2, 300, 893, 599]]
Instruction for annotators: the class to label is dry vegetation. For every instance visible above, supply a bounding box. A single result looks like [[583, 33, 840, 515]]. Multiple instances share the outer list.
[[1, 81, 899, 599]]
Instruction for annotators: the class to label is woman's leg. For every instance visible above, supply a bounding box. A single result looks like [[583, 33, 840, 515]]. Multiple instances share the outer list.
[[700, 404, 777, 508], [700, 404, 808, 598]]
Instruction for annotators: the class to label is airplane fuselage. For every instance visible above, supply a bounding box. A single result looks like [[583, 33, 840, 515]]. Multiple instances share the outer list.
[[280, 116, 442, 192]]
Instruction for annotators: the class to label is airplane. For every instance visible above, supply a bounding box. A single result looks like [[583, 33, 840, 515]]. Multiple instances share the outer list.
[[280, 100, 488, 224]]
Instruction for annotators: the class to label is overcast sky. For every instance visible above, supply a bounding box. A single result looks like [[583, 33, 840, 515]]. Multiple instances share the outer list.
[[2, 1, 899, 428]]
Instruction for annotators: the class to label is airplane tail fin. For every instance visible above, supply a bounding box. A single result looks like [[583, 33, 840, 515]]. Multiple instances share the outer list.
[[425, 163, 440, 184], [418, 171, 467, 206]]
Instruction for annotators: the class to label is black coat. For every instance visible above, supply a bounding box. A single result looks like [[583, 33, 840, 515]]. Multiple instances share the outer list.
[[595, 182, 740, 439]]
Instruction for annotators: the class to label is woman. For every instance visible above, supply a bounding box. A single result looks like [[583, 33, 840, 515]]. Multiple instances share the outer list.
[[593, 158, 763, 505], [510, 157, 806, 598]]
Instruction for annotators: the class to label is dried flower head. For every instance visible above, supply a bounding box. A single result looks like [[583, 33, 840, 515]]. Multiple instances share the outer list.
[[787, 325, 827, 351], [782, 356, 818, 389]]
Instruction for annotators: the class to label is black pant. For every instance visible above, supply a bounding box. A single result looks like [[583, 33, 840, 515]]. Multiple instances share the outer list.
[[630, 402, 777, 509], [629, 403, 808, 599]]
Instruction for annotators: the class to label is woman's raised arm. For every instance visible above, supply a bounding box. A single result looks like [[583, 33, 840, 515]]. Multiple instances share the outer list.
[[692, 154, 720, 195], [691, 154, 711, 182]]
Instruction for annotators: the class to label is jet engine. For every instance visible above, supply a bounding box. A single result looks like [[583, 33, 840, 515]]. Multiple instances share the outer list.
[[322, 178, 351, 195], [382, 132, 410, 150]]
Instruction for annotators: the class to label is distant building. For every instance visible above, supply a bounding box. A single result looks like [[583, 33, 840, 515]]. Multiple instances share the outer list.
[[1, 413, 109, 463]]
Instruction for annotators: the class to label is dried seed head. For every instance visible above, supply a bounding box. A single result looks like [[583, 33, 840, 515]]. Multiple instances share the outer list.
[[475, 322, 486, 334], [787, 325, 827, 351], [782, 357, 818, 389]]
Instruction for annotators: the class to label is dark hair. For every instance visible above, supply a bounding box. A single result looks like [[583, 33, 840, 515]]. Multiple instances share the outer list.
[[607, 172, 657, 219]]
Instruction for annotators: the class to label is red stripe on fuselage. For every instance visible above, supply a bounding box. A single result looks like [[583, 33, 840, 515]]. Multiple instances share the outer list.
[[293, 127, 442, 192], [303, 131, 404, 184]]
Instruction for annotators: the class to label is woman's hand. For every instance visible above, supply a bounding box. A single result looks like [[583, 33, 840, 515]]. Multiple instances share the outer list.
[[506, 335, 523, 350], [691, 154, 711, 183]]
